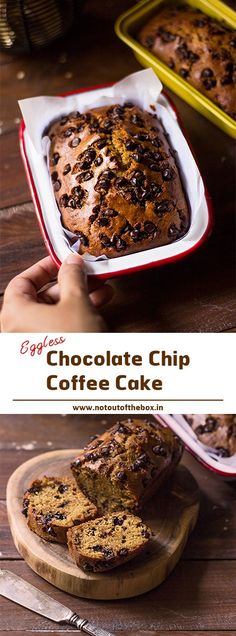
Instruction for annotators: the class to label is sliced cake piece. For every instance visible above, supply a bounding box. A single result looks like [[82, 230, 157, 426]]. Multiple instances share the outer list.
[[22, 476, 98, 543], [67, 511, 151, 572]]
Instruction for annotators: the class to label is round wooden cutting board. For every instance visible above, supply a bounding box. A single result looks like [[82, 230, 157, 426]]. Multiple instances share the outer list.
[[7, 449, 199, 600]]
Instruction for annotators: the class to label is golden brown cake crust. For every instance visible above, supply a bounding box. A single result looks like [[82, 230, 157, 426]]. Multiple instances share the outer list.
[[48, 103, 189, 257], [71, 418, 183, 514], [138, 3, 236, 119], [67, 511, 151, 572], [185, 414, 236, 457], [22, 476, 98, 543]]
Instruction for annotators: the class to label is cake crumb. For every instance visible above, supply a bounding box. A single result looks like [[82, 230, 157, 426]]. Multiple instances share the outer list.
[[16, 442, 36, 451], [17, 71, 25, 80]]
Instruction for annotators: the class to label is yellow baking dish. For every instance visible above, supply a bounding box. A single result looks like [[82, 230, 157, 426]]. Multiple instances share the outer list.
[[115, 0, 236, 138]]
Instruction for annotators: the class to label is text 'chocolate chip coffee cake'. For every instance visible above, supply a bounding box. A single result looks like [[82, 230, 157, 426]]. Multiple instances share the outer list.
[[48, 103, 190, 257], [71, 418, 183, 514], [138, 3, 236, 120]]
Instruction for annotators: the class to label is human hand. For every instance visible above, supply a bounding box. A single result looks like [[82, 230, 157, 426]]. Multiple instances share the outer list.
[[1, 254, 113, 332]]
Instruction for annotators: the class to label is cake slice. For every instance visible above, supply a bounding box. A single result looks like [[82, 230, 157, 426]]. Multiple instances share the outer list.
[[22, 476, 98, 543], [67, 511, 151, 572]]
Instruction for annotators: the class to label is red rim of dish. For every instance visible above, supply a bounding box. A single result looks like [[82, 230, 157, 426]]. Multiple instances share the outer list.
[[19, 82, 214, 279]]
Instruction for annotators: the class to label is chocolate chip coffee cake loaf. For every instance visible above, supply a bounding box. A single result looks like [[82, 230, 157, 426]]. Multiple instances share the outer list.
[[185, 414, 236, 457], [48, 103, 189, 257], [138, 4, 236, 119], [67, 511, 151, 572], [22, 476, 98, 543], [71, 419, 183, 514]]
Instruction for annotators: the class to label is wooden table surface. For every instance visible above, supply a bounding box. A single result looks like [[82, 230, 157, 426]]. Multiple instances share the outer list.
[[0, 413, 236, 635], [0, 0, 235, 332]]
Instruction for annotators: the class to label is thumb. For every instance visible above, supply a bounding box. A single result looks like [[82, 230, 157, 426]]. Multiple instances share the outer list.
[[58, 252, 107, 332], [58, 253, 88, 303]]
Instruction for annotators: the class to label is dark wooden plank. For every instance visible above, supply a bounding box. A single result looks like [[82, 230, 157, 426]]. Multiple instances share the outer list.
[[0, 204, 236, 332], [181, 453, 236, 560], [102, 237, 236, 332], [0, 501, 19, 560], [0, 632, 233, 636], [0, 414, 117, 448], [0, 203, 46, 291], [0, 132, 31, 208], [0, 560, 235, 631]]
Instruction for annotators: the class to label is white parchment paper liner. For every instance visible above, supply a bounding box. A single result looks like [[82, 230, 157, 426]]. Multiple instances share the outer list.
[[154, 414, 236, 476], [19, 69, 210, 276]]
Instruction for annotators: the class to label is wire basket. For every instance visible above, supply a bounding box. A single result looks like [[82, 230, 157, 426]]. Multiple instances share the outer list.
[[0, 0, 81, 53]]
